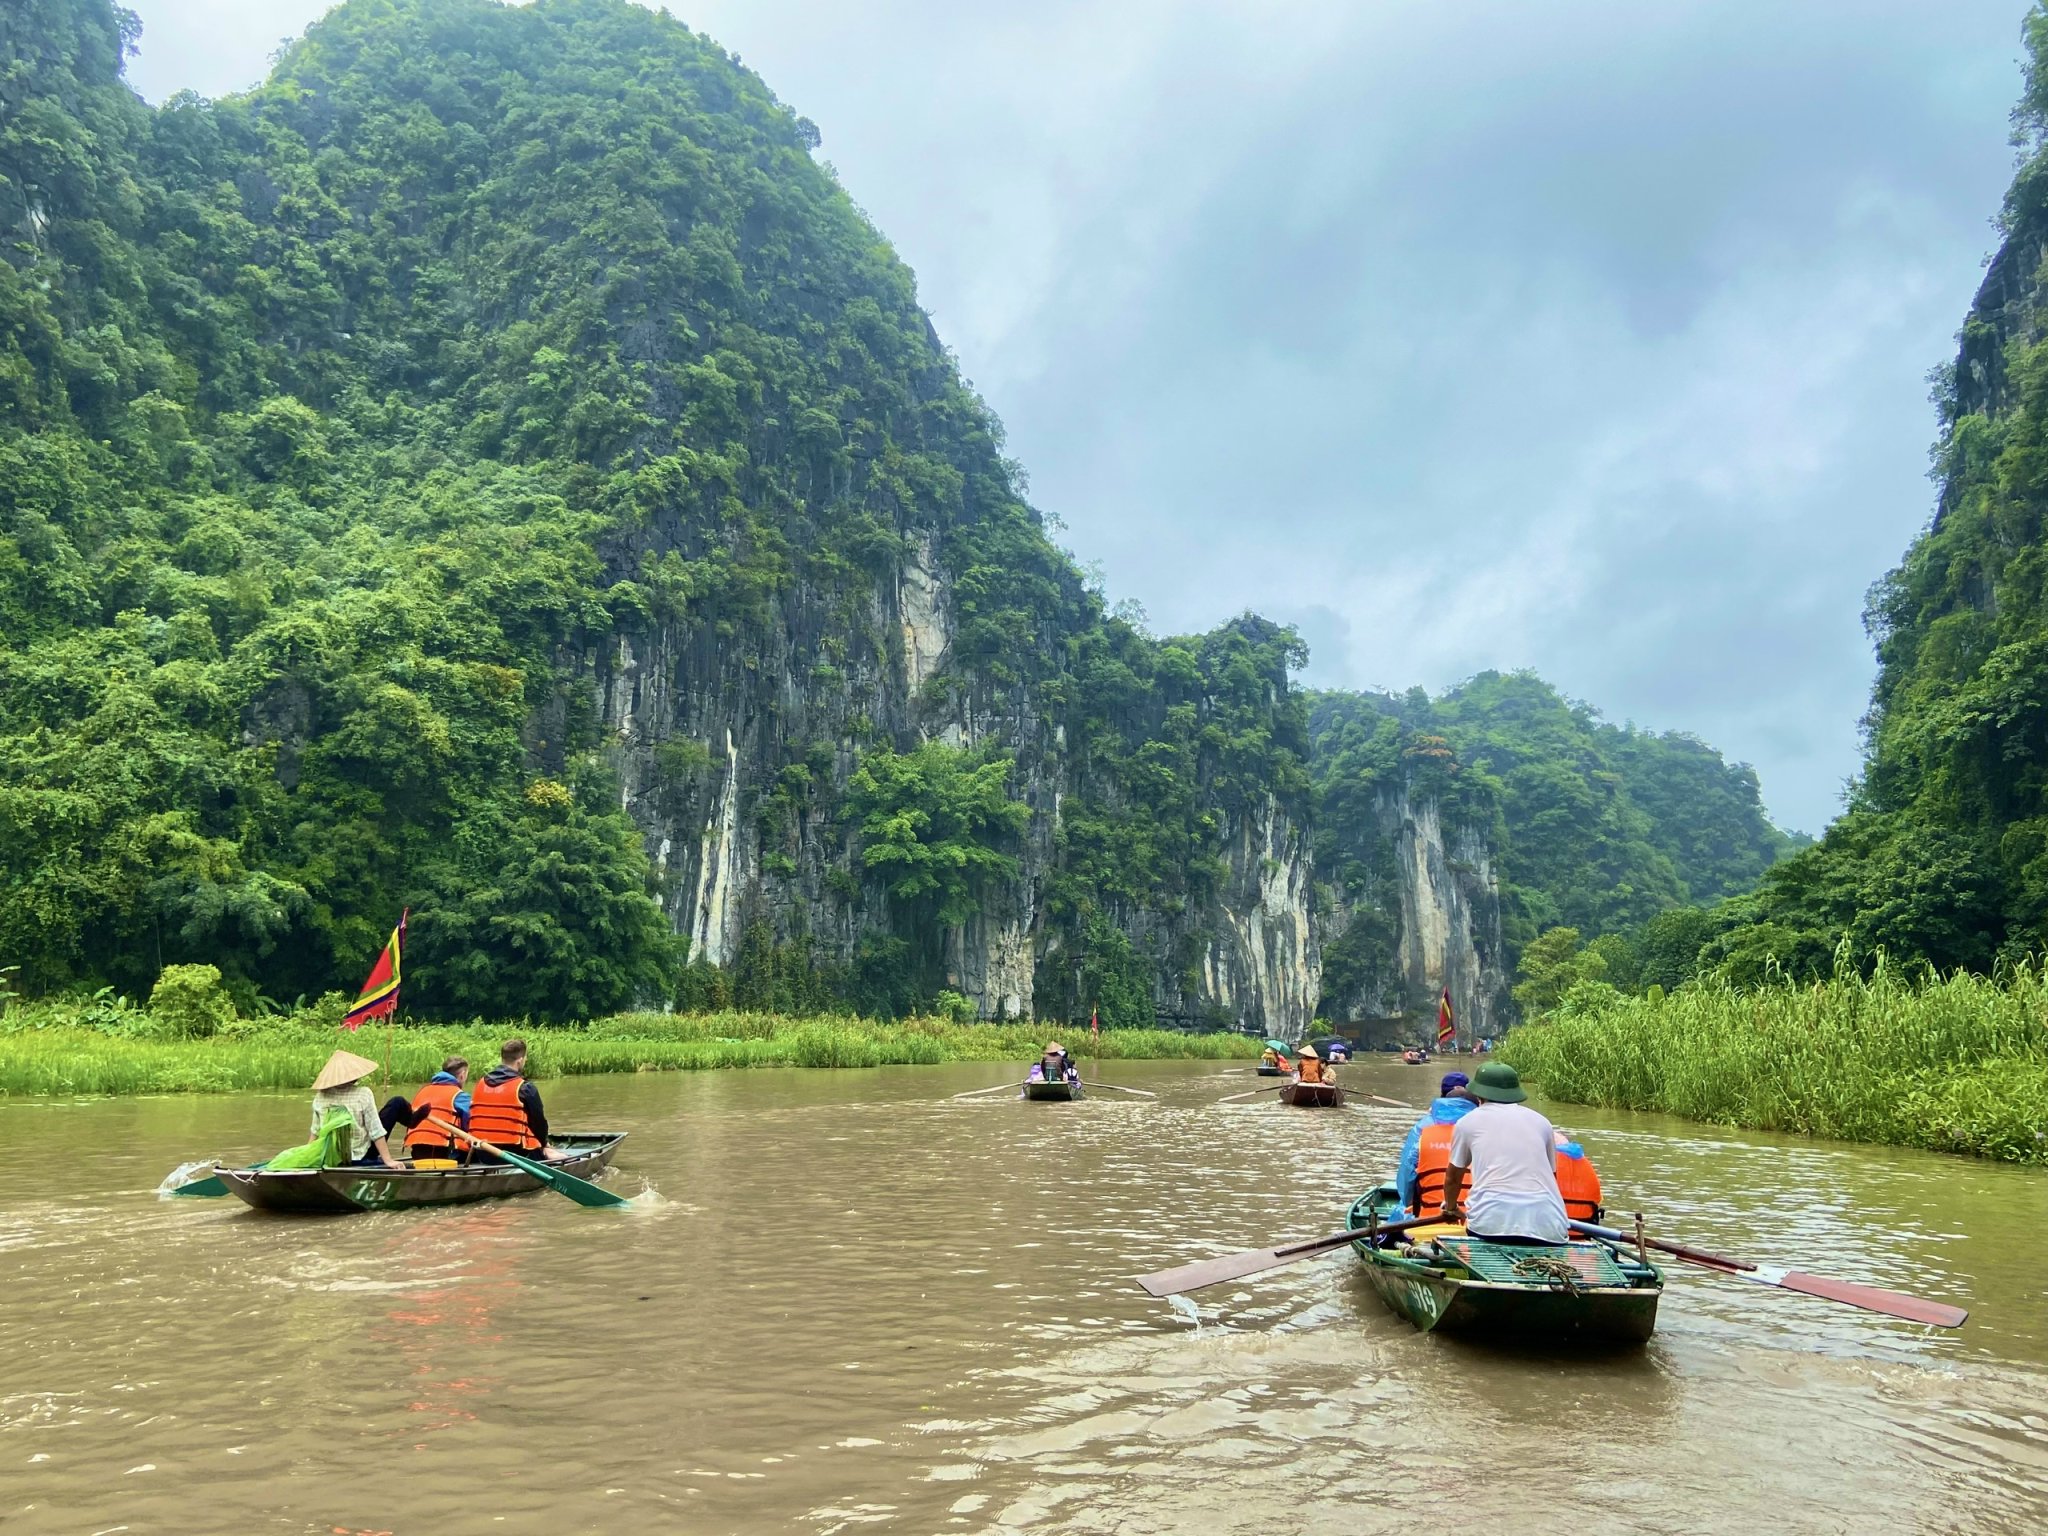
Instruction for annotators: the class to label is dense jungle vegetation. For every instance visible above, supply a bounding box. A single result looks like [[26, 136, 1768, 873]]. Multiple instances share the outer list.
[[0, 0, 1804, 1027], [1309, 674, 1805, 1014], [0, 0, 1319, 1021]]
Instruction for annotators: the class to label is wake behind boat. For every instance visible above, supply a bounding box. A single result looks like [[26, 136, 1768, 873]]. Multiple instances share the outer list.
[[216, 1131, 628, 1213]]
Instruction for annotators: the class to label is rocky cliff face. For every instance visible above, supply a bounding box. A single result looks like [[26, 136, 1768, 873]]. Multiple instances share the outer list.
[[589, 534, 1324, 1033], [1315, 786, 1510, 1043]]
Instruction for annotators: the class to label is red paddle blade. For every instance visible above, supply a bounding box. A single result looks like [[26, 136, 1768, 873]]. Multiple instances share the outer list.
[[1772, 1270, 1968, 1329]]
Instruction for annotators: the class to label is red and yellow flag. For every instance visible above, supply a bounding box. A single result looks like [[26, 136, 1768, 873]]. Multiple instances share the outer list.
[[342, 910, 407, 1031], [1436, 987, 1455, 1049]]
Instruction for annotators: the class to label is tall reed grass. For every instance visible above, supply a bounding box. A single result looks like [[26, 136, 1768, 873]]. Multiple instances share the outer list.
[[1498, 961, 2048, 1163], [0, 1006, 1258, 1098]]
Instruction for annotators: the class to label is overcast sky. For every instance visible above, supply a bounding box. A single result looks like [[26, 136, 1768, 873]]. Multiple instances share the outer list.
[[124, 0, 2031, 832]]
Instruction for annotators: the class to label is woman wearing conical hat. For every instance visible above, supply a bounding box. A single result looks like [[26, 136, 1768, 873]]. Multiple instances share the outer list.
[[310, 1049, 405, 1168]]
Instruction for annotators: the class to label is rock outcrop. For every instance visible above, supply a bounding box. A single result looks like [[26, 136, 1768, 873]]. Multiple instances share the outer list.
[[1315, 786, 1510, 1044]]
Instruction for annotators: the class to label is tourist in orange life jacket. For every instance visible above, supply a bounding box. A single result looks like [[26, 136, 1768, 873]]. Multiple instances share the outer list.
[[468, 1038, 554, 1156], [1551, 1129, 1604, 1225], [1399, 1073, 1476, 1216], [398, 1057, 473, 1161]]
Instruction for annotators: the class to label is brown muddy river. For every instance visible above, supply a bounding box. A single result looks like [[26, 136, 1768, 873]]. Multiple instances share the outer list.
[[3, 1058, 2046, 1535]]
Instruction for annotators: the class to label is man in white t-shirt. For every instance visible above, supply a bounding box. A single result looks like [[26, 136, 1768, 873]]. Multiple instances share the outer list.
[[1439, 1063, 1570, 1245]]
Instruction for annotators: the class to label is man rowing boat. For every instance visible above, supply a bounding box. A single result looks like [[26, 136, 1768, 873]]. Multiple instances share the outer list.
[[1027, 1042, 1079, 1084], [1438, 1063, 1569, 1245]]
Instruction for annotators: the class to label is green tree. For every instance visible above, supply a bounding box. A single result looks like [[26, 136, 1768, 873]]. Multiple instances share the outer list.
[[1512, 926, 1609, 1015]]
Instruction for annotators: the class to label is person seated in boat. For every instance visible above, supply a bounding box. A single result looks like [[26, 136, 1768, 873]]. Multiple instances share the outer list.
[[398, 1056, 474, 1162], [1399, 1072, 1476, 1216], [1552, 1128, 1604, 1227], [1324, 1039, 1352, 1063], [1293, 1044, 1330, 1083], [1438, 1063, 1569, 1246], [309, 1049, 405, 1169], [1259, 1045, 1291, 1073], [468, 1038, 556, 1158], [1028, 1043, 1079, 1083]]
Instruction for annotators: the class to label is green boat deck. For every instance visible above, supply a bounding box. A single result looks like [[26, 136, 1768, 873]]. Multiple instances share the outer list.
[[1347, 1184, 1663, 1345]]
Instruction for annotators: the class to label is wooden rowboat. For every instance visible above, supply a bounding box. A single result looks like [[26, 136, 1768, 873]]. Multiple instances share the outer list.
[[1255, 1063, 1288, 1077], [1278, 1079, 1344, 1108], [1399, 1049, 1430, 1065], [215, 1131, 627, 1214], [1346, 1184, 1661, 1344], [1022, 1079, 1084, 1102]]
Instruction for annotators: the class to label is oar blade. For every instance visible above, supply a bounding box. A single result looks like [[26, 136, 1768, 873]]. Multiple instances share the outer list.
[[1775, 1271, 1968, 1329], [1136, 1246, 1300, 1298], [1135, 1229, 1359, 1297], [503, 1149, 631, 1208], [427, 1118, 632, 1208], [167, 1173, 228, 1198], [543, 1167, 634, 1209]]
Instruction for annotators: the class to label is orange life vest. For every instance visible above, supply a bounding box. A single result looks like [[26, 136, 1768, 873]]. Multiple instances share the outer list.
[[1554, 1151, 1603, 1223], [467, 1072, 539, 1149], [405, 1080, 464, 1152], [1412, 1120, 1457, 1216]]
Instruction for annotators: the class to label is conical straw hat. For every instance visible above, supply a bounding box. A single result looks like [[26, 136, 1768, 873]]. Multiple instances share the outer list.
[[313, 1049, 380, 1092]]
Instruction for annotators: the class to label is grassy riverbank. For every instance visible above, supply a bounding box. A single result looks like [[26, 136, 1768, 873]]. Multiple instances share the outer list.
[[1498, 963, 2048, 1164], [0, 1006, 1259, 1097]]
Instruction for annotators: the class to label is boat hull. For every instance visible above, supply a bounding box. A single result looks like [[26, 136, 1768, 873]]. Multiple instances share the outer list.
[[216, 1132, 626, 1214], [1278, 1080, 1344, 1108], [1255, 1064, 1288, 1077], [1022, 1080, 1083, 1102], [1346, 1186, 1660, 1345]]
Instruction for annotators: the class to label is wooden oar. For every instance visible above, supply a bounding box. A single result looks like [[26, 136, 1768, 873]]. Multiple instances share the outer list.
[[1358, 1093, 1411, 1109], [1569, 1219, 1968, 1328], [949, 1081, 1025, 1100], [1083, 1081, 1156, 1098], [1136, 1213, 1441, 1297], [1217, 1083, 1288, 1104], [426, 1118, 631, 1209]]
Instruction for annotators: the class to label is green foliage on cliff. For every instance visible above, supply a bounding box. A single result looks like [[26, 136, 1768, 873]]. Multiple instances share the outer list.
[[1308, 673, 1801, 981], [848, 741, 1029, 926], [1037, 614, 1312, 1027], [0, 0, 1042, 1015], [0, 0, 1325, 1024]]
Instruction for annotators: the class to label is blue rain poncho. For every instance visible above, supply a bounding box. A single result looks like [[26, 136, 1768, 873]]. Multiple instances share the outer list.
[[1396, 1095, 1478, 1211]]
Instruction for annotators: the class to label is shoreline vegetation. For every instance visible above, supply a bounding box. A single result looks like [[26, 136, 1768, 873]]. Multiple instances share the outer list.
[[1498, 961, 2048, 1165], [0, 999, 1259, 1098]]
